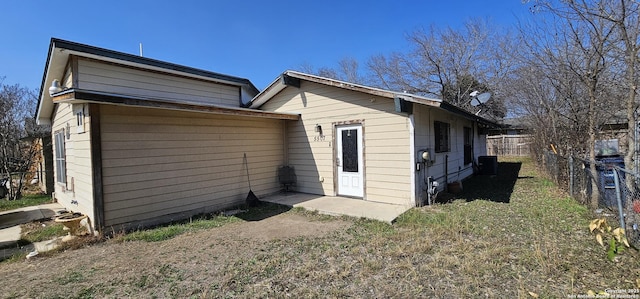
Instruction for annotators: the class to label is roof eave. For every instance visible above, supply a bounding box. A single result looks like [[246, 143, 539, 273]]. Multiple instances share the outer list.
[[53, 89, 300, 121], [37, 38, 261, 124], [49, 38, 254, 86], [251, 71, 498, 126], [249, 70, 443, 109], [247, 74, 287, 108], [35, 40, 58, 125], [439, 102, 500, 127]]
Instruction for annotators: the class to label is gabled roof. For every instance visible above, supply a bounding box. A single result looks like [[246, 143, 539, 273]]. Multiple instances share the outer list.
[[249, 70, 499, 127], [36, 38, 260, 124]]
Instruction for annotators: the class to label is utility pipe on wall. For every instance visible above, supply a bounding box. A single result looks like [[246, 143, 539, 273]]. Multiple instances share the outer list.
[[445, 155, 449, 184]]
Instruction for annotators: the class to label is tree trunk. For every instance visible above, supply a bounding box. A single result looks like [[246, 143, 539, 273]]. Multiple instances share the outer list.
[[588, 87, 599, 209], [624, 53, 637, 190], [624, 51, 638, 244]]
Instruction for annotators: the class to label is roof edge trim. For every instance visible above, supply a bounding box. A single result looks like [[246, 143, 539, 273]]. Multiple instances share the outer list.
[[54, 89, 300, 120], [50, 38, 255, 87]]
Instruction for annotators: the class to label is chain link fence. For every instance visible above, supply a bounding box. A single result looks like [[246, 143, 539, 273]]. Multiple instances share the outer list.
[[541, 151, 640, 247]]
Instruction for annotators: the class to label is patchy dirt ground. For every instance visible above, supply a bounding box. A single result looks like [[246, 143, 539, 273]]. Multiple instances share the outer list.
[[0, 157, 638, 298], [0, 212, 351, 298]]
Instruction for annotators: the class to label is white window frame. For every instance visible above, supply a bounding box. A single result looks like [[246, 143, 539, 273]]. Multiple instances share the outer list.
[[73, 104, 85, 134], [54, 129, 67, 185]]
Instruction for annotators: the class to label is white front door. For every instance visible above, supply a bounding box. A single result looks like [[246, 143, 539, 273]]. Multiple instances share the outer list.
[[337, 125, 364, 198]]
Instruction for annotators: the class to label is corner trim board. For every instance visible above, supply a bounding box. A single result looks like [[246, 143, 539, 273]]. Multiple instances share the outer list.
[[89, 104, 105, 231], [409, 114, 416, 206]]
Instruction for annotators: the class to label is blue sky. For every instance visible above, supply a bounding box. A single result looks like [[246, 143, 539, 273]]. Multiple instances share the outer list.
[[0, 1, 531, 91]]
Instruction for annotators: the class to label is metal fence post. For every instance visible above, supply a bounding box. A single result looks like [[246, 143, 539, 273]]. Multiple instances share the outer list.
[[612, 168, 626, 230], [569, 155, 574, 197]]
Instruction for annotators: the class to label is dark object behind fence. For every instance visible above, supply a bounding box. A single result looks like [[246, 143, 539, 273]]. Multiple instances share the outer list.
[[596, 156, 625, 208], [542, 150, 640, 248]]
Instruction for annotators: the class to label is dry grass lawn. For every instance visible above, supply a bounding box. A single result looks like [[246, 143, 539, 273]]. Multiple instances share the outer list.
[[0, 157, 638, 298]]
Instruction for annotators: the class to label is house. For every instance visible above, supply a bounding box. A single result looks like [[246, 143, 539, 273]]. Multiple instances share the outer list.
[[249, 71, 497, 206], [489, 117, 529, 136], [36, 38, 498, 233], [594, 111, 629, 156], [36, 39, 298, 231]]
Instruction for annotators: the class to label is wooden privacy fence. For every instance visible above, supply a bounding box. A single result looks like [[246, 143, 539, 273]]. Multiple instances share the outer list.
[[486, 135, 532, 156]]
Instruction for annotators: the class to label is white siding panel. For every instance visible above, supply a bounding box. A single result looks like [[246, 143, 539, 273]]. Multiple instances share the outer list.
[[475, 130, 488, 157], [77, 58, 240, 107], [100, 105, 284, 227]]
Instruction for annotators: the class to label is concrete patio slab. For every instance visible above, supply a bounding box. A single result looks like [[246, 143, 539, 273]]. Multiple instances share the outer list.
[[261, 192, 411, 223], [0, 226, 21, 248]]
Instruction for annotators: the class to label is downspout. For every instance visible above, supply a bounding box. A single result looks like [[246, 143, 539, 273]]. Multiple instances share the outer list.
[[89, 104, 105, 234], [445, 155, 449, 184]]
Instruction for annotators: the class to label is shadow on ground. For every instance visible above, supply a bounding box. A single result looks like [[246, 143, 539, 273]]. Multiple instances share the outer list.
[[0, 208, 58, 229], [235, 202, 292, 222], [454, 161, 523, 203]]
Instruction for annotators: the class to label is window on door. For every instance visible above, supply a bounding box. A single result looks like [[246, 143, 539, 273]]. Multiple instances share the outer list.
[[464, 127, 472, 164], [341, 129, 359, 172]]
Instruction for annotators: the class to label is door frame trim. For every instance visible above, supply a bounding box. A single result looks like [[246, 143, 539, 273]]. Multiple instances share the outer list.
[[332, 120, 365, 199]]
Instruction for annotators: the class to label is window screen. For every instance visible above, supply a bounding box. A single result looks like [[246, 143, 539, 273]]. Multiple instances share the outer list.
[[434, 121, 450, 153], [54, 129, 66, 184]]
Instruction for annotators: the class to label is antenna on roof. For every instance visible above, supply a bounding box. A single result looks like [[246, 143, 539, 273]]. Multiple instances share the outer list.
[[139, 43, 143, 57], [470, 92, 491, 107], [469, 91, 492, 116]]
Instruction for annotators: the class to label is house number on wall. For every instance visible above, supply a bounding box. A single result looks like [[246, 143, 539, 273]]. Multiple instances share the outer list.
[[313, 135, 326, 142]]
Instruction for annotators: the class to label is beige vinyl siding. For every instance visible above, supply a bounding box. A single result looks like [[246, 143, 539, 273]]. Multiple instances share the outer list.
[[76, 58, 241, 107], [260, 81, 412, 206], [99, 105, 284, 227], [51, 103, 95, 222], [62, 63, 74, 88]]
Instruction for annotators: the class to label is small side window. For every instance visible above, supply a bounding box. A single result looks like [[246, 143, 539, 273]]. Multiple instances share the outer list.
[[54, 129, 67, 185], [73, 104, 85, 133], [434, 121, 450, 153]]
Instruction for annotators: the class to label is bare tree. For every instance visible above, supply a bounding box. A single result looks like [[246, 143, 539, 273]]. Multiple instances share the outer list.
[[599, 1, 640, 191], [296, 57, 367, 85], [337, 57, 363, 84], [0, 79, 40, 200], [525, 1, 618, 208], [367, 19, 512, 120], [527, 0, 640, 209]]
